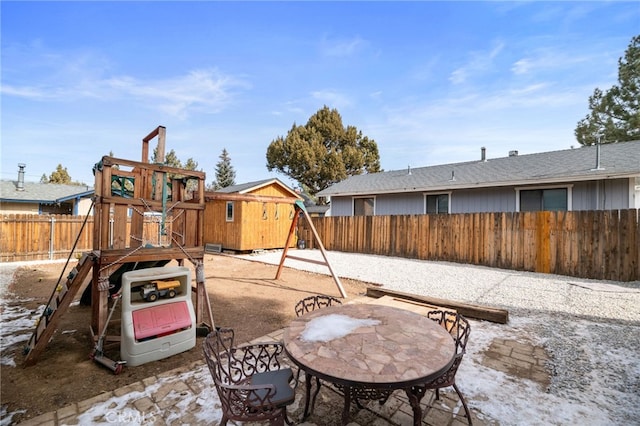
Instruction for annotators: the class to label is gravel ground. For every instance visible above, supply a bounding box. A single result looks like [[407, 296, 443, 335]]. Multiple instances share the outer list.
[[238, 249, 640, 424], [239, 249, 640, 322]]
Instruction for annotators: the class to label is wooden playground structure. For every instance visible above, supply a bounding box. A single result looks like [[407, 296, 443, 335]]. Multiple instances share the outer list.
[[22, 125, 344, 369], [23, 126, 214, 367]]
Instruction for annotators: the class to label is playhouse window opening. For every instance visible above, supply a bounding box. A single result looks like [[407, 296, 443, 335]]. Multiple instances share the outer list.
[[226, 201, 234, 222]]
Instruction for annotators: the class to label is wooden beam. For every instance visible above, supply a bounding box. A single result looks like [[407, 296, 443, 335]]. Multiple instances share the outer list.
[[98, 247, 204, 264], [141, 125, 165, 163], [283, 254, 331, 266], [204, 192, 301, 204], [366, 287, 509, 324], [101, 156, 206, 180], [100, 196, 205, 211], [275, 209, 300, 280], [155, 126, 166, 163]]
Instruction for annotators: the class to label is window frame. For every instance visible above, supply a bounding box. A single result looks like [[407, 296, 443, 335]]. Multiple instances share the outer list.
[[352, 196, 375, 216], [515, 185, 573, 212], [424, 192, 451, 214], [225, 201, 234, 222]]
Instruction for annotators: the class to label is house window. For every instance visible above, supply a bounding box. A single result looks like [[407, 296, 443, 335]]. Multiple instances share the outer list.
[[519, 188, 568, 212], [426, 194, 449, 214], [226, 201, 234, 222], [353, 197, 374, 216]]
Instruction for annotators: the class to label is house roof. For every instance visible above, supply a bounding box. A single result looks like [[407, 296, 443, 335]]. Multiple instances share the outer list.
[[0, 180, 94, 204], [318, 140, 640, 197], [216, 178, 300, 198]]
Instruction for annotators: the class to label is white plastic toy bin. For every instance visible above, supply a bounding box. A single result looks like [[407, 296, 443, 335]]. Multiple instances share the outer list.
[[120, 266, 196, 367]]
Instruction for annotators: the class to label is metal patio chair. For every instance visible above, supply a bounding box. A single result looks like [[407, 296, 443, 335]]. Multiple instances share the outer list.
[[294, 294, 342, 317], [203, 328, 295, 426], [420, 310, 473, 425]]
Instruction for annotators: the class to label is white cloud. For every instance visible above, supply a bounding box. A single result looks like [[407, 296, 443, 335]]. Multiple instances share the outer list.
[[320, 35, 367, 57], [105, 69, 248, 119], [0, 85, 52, 99], [510, 47, 599, 77], [449, 41, 505, 85], [310, 89, 353, 110], [512, 58, 532, 75], [3, 67, 248, 119]]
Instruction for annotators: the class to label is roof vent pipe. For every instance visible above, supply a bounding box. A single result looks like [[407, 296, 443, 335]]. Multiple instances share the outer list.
[[407, 165, 411, 175], [592, 136, 605, 171], [17, 163, 26, 191], [481, 147, 486, 162], [450, 170, 456, 181]]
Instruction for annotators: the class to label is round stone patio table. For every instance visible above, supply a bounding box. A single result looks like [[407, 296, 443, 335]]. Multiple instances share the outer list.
[[283, 303, 456, 425]]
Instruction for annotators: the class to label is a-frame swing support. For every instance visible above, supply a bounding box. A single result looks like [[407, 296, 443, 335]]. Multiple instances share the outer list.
[[276, 200, 347, 298]]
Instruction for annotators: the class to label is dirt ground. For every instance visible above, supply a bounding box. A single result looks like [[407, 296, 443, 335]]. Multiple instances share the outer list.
[[2, 253, 372, 424]]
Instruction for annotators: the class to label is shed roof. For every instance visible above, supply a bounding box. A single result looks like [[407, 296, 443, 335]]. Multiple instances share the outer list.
[[0, 181, 94, 204], [318, 140, 640, 197], [216, 178, 300, 198]]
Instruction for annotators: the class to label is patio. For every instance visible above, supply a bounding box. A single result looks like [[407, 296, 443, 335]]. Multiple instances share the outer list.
[[17, 295, 548, 426]]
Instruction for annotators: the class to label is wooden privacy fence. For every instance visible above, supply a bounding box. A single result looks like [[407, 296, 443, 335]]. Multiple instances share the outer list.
[[0, 214, 163, 262], [3, 210, 639, 281], [296, 209, 640, 282]]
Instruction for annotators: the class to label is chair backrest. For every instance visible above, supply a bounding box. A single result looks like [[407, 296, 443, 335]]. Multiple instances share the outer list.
[[427, 310, 471, 357], [295, 295, 342, 317], [203, 327, 237, 386], [203, 328, 293, 424]]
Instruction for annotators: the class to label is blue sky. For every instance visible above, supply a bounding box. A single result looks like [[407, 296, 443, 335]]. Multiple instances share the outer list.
[[2, 1, 638, 189]]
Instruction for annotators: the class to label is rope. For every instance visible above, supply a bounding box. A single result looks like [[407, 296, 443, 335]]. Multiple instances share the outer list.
[[51, 198, 95, 290], [165, 201, 182, 214], [98, 244, 145, 273], [171, 234, 197, 266], [97, 276, 110, 292]]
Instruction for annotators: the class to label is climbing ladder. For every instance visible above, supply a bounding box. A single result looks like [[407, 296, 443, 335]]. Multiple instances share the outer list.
[[23, 252, 96, 366], [276, 200, 347, 298]]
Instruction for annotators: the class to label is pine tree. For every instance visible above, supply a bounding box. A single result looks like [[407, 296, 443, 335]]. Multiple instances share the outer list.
[[47, 164, 72, 184], [575, 35, 640, 145], [212, 148, 236, 190], [150, 148, 200, 195], [266, 106, 381, 195]]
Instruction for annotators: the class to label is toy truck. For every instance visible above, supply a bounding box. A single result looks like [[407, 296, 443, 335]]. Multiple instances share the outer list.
[[140, 279, 180, 302]]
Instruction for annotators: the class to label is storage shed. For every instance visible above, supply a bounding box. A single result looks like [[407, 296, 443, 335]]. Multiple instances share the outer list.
[[204, 179, 302, 252]]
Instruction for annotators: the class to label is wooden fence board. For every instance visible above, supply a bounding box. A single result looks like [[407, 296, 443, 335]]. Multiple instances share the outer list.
[[620, 209, 639, 281]]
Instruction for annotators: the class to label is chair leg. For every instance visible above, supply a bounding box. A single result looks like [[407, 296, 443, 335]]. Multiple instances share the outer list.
[[453, 383, 473, 426]]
